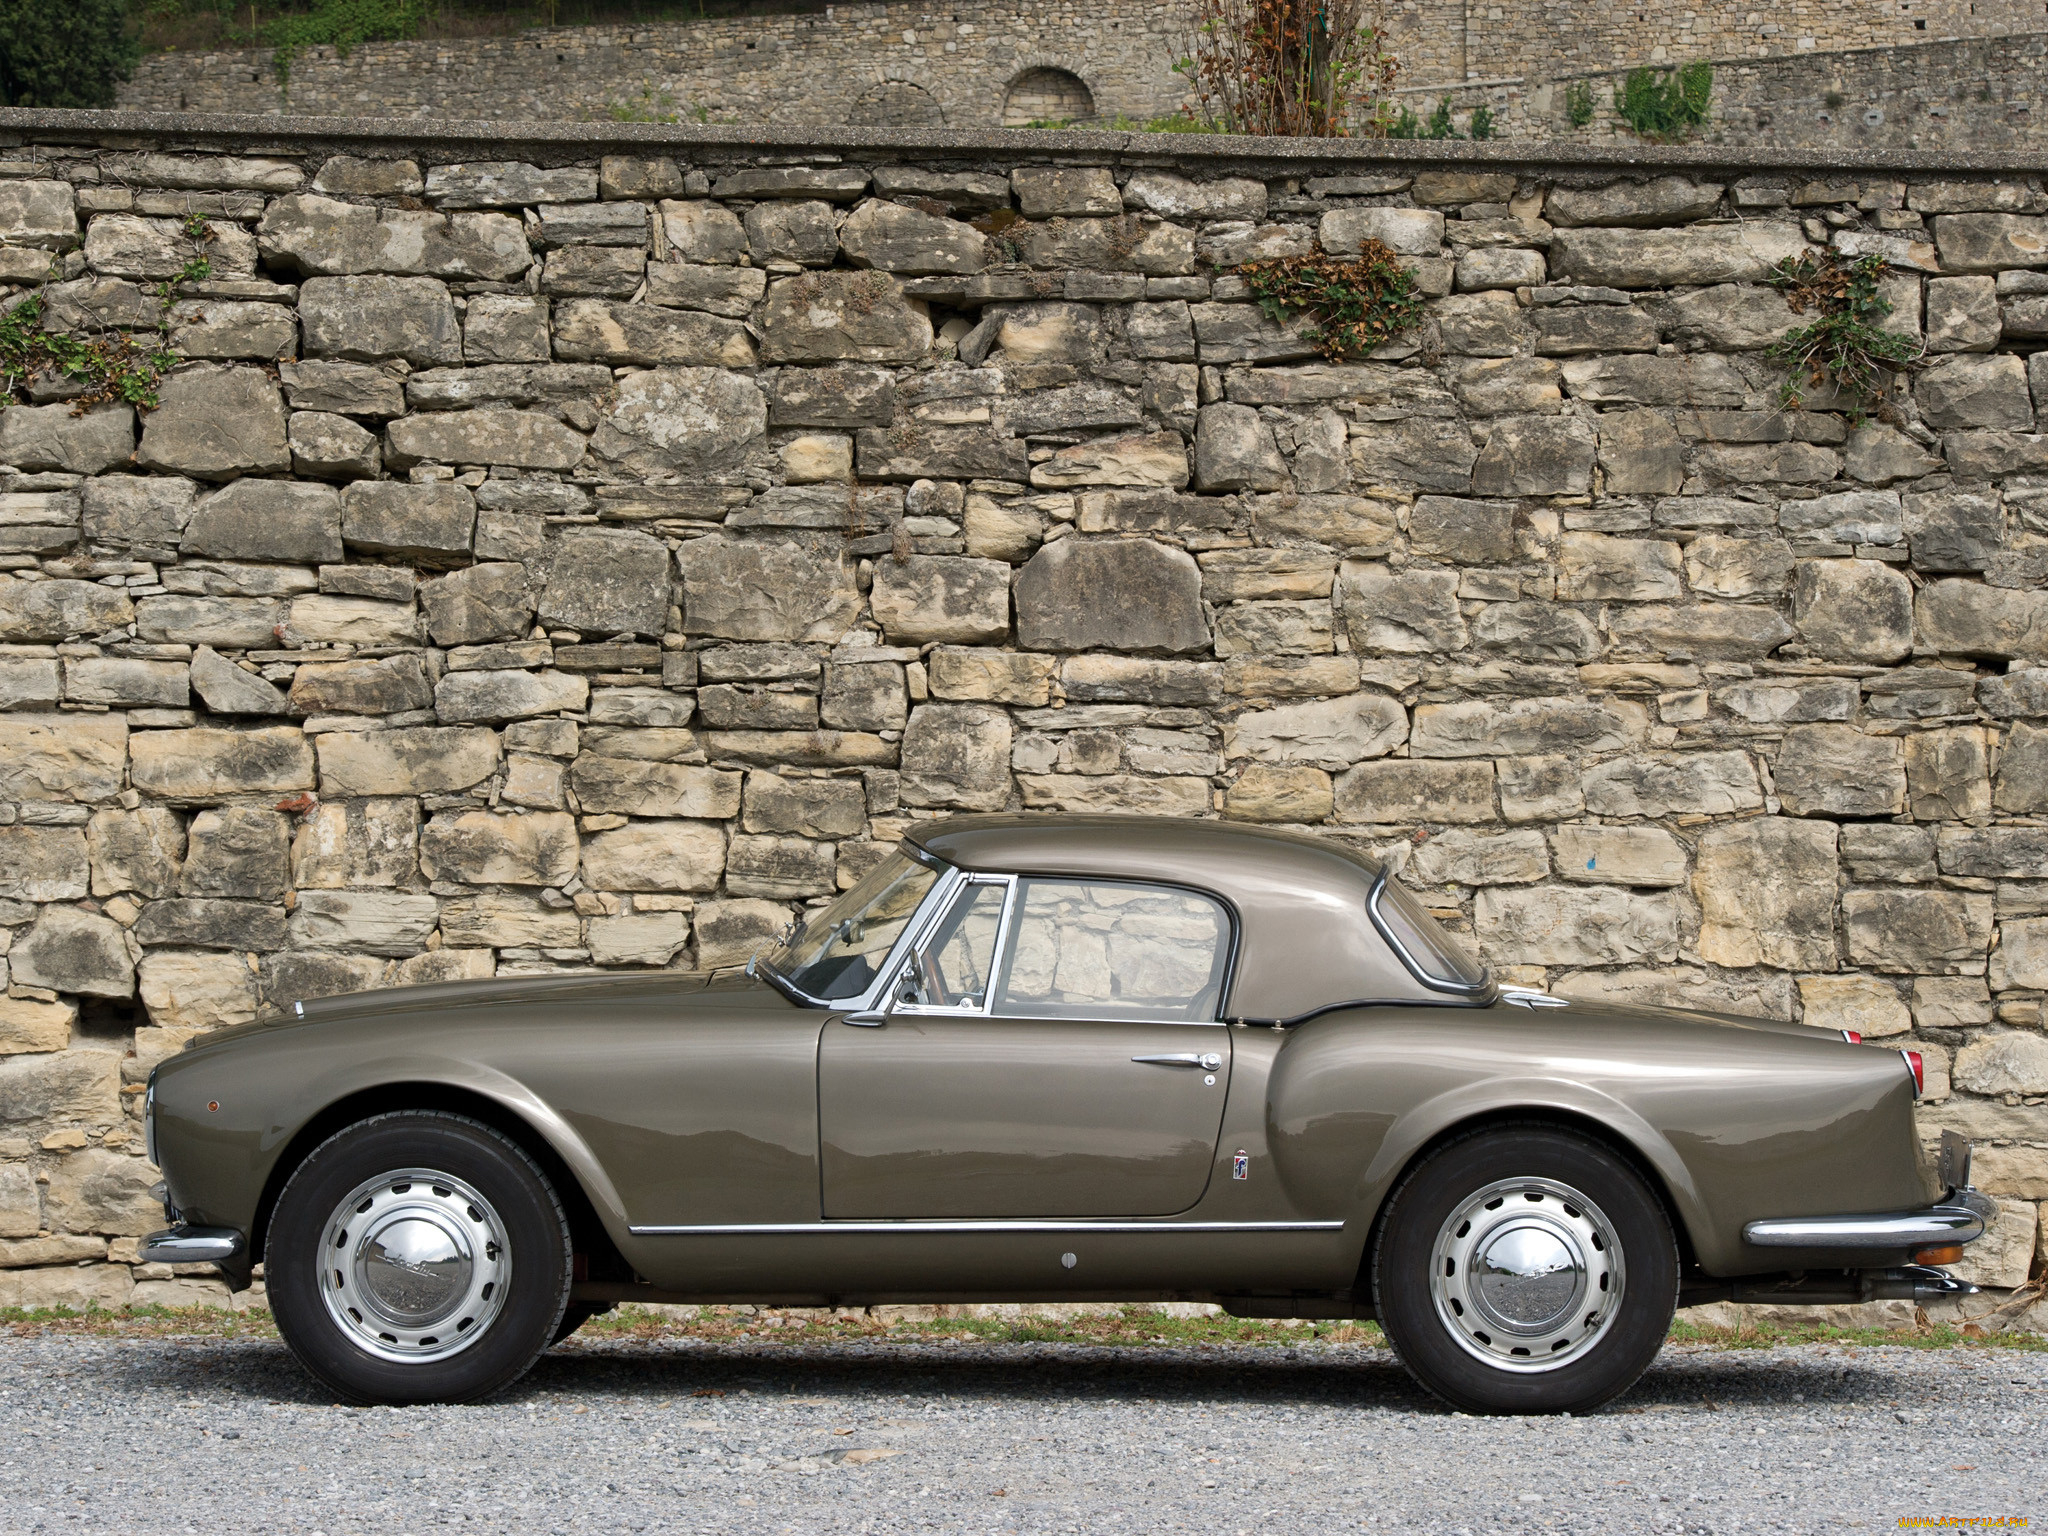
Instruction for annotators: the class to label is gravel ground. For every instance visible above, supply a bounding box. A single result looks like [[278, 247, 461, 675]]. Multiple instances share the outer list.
[[0, 1330, 2042, 1535]]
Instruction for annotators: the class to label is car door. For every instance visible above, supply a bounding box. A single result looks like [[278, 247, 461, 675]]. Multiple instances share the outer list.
[[818, 873, 1235, 1219]]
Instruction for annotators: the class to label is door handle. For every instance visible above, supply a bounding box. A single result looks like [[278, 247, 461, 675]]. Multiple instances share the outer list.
[[843, 1012, 889, 1028], [1132, 1052, 1222, 1070]]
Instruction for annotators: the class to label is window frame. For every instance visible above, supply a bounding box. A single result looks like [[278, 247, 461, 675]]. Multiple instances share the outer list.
[[883, 872, 1020, 1019], [1365, 864, 1494, 999]]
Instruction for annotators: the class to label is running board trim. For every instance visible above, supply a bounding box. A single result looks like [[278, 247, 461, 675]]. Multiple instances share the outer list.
[[628, 1219, 1347, 1236]]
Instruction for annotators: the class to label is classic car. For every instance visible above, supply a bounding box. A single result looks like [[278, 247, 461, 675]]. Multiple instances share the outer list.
[[141, 815, 1997, 1414]]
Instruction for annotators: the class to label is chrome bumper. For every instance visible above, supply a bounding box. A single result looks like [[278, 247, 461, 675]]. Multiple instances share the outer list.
[[138, 1226, 246, 1265], [1743, 1187, 1997, 1250]]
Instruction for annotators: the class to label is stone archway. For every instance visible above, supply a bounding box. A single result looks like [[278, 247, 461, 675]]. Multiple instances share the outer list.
[[849, 79, 946, 127], [1002, 66, 1096, 127]]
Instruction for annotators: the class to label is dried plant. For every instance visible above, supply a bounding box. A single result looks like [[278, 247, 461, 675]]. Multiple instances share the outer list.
[[1175, 0, 1400, 138]]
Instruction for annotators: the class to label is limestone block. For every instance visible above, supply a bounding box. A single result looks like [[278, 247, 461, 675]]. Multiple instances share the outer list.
[[741, 772, 865, 839], [840, 199, 984, 274], [0, 179, 76, 247], [131, 725, 313, 803], [994, 301, 1102, 382], [1029, 430, 1187, 490], [1456, 247, 1546, 291], [313, 155, 424, 197], [1436, 291, 1534, 358], [287, 653, 433, 717], [1469, 603, 1599, 663], [314, 726, 501, 796], [419, 810, 579, 886], [132, 897, 286, 950], [645, 263, 767, 318], [1224, 764, 1333, 823], [1189, 301, 1318, 365], [1683, 535, 1793, 599], [1906, 727, 1992, 822], [1347, 418, 1477, 494], [287, 411, 381, 480], [1799, 974, 1911, 1038], [1693, 440, 1841, 486], [79, 474, 197, 554], [1338, 563, 1467, 654], [725, 835, 836, 899], [339, 480, 476, 565], [1654, 284, 1797, 350], [1843, 423, 1944, 485], [1551, 825, 1686, 888], [1532, 306, 1660, 356], [1016, 774, 1209, 815], [1558, 968, 1794, 1021], [261, 950, 391, 1010], [420, 563, 535, 647], [659, 200, 749, 264], [1917, 354, 2032, 431], [677, 536, 861, 643], [1412, 697, 1645, 760], [0, 712, 126, 802], [62, 656, 187, 710], [438, 895, 579, 949], [770, 364, 897, 428], [436, 668, 587, 725], [1842, 888, 1994, 972], [1771, 725, 1906, 817], [1475, 886, 1679, 967], [0, 401, 135, 475], [1557, 533, 1683, 602], [0, 654, 59, 709], [284, 594, 419, 646], [1333, 760, 1496, 825], [385, 409, 586, 471], [1605, 601, 1795, 659], [565, 758, 733, 821], [581, 821, 727, 893], [86, 807, 182, 901], [135, 365, 290, 481], [1320, 207, 1443, 256], [1544, 177, 1724, 228], [691, 898, 791, 969], [139, 950, 259, 1034], [1955, 1030, 2048, 1097], [183, 478, 343, 564], [0, 579, 131, 646], [166, 299, 297, 362], [0, 825, 87, 903], [1781, 489, 1903, 545], [1123, 173, 1266, 220], [553, 299, 755, 368], [900, 703, 1013, 811], [1995, 722, 2048, 813], [1012, 217, 1194, 276], [592, 366, 767, 475], [696, 685, 816, 730], [1547, 223, 1810, 288], [0, 1263, 133, 1311], [300, 275, 460, 365], [1597, 410, 1687, 496], [288, 891, 439, 955], [1193, 404, 1288, 492], [1125, 301, 1196, 362], [531, 526, 668, 638], [0, 991, 76, 1056], [587, 912, 692, 967], [1913, 975, 1993, 1029], [180, 807, 290, 900], [45, 1148, 161, 1237], [1949, 1198, 2038, 1291], [1581, 750, 1762, 817], [1926, 276, 2002, 352], [1470, 417, 1597, 496], [758, 272, 932, 363], [1928, 213, 2048, 273], [822, 660, 910, 729], [1990, 916, 2048, 991], [1915, 580, 2048, 661], [462, 293, 551, 362], [1061, 656, 1222, 707], [1409, 829, 1550, 887], [1199, 550, 1337, 603], [870, 555, 1011, 645], [1563, 354, 1745, 409], [1903, 488, 2004, 573], [424, 161, 597, 207], [1840, 823, 1936, 882], [1013, 539, 1207, 654], [541, 245, 646, 298], [1693, 818, 1840, 970], [1791, 559, 1914, 664], [1012, 168, 1120, 217], [10, 908, 136, 998], [1212, 600, 1333, 658], [1223, 692, 1406, 770]]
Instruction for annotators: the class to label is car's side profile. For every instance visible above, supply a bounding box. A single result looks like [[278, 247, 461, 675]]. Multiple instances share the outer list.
[[142, 815, 1995, 1413]]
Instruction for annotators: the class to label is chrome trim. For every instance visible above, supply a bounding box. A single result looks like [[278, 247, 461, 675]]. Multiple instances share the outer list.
[[1366, 865, 1494, 999], [1899, 1047, 1922, 1100], [1499, 987, 1568, 1010], [1131, 1052, 1223, 1070], [138, 1225, 246, 1265], [142, 1068, 159, 1168], [758, 856, 965, 1013], [1743, 1190, 1996, 1250], [629, 1219, 1346, 1236]]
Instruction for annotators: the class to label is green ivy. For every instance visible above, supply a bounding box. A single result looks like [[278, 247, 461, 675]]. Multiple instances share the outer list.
[[1238, 240, 1427, 362], [1764, 251, 1922, 420], [1564, 80, 1595, 128], [1613, 62, 1713, 142], [268, 0, 430, 84]]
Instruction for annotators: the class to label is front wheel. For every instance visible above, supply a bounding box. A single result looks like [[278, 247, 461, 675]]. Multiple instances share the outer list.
[[1371, 1125, 1677, 1414], [267, 1111, 572, 1405]]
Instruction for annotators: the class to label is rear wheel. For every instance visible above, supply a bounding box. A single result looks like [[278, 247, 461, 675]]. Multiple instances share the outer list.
[[1371, 1125, 1676, 1414], [267, 1112, 572, 1405]]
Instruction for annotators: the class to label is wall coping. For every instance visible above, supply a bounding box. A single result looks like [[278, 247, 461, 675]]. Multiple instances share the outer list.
[[5, 107, 2048, 176]]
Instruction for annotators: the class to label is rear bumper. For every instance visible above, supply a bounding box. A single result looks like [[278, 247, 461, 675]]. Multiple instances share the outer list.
[[1742, 1187, 1997, 1251], [138, 1225, 246, 1266]]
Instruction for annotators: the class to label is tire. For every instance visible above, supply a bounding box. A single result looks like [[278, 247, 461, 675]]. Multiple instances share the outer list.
[[1370, 1124, 1676, 1415], [551, 1301, 612, 1346], [267, 1111, 572, 1406]]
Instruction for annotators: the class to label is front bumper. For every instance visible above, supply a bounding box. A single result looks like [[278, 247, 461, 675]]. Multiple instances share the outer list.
[[138, 1226, 246, 1266]]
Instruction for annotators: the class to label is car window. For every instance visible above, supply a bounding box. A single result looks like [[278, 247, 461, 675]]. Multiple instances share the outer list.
[[1373, 875, 1489, 992], [900, 880, 1007, 1010], [992, 879, 1229, 1022], [766, 851, 939, 1000]]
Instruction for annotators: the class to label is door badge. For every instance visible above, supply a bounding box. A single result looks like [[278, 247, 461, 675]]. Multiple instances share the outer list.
[[1232, 1151, 1249, 1181]]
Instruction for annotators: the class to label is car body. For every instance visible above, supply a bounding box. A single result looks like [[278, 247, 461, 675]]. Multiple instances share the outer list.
[[143, 815, 1996, 1411]]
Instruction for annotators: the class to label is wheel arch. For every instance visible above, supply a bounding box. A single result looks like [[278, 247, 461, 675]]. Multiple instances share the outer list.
[[250, 1081, 634, 1287]]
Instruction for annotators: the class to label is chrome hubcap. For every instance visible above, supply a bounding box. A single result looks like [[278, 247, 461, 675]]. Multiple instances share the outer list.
[[318, 1168, 509, 1364], [1430, 1176, 1623, 1374]]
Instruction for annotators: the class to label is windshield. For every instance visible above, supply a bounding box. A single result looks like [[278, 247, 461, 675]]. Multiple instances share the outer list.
[[1372, 875, 1490, 993], [762, 850, 940, 1001]]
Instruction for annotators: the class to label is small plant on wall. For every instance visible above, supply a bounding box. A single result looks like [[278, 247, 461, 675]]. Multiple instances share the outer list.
[[1238, 239, 1427, 360], [1174, 0, 1401, 136], [1613, 61, 1713, 142], [1764, 251, 1922, 421], [1564, 80, 1595, 128]]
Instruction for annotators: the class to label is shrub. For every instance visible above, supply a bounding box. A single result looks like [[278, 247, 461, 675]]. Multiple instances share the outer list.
[[1175, 0, 1401, 137], [0, 0, 142, 108], [1564, 80, 1595, 128], [1613, 61, 1713, 142]]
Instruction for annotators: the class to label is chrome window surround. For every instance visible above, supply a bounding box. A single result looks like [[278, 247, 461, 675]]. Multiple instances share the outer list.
[[753, 856, 964, 1013], [1366, 865, 1495, 999], [885, 872, 1019, 1019]]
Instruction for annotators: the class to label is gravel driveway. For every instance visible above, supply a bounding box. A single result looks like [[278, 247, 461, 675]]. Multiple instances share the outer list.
[[0, 1328, 2040, 1534]]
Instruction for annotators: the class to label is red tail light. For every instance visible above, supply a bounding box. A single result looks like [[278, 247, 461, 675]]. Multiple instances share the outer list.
[[1840, 1030, 1863, 1044], [1901, 1049, 1924, 1099]]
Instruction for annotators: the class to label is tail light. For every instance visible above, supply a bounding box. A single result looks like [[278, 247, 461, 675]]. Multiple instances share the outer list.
[[1901, 1049, 1925, 1099], [1840, 1030, 1863, 1044]]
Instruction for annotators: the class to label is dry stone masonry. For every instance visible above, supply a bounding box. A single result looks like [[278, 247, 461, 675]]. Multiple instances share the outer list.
[[0, 116, 2044, 1315]]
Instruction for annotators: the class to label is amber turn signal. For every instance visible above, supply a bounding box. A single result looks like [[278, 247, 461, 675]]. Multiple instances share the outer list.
[[1913, 1244, 1964, 1266]]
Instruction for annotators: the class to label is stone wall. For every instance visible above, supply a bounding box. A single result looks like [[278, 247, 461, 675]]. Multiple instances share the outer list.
[[0, 112, 2045, 1313], [111, 0, 2045, 139]]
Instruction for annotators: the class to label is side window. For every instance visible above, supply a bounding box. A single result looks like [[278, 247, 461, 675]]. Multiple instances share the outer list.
[[993, 880, 1229, 1022], [900, 880, 1007, 1010]]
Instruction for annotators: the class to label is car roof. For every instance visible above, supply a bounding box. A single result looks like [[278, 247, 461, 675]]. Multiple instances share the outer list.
[[905, 814, 1454, 1020]]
